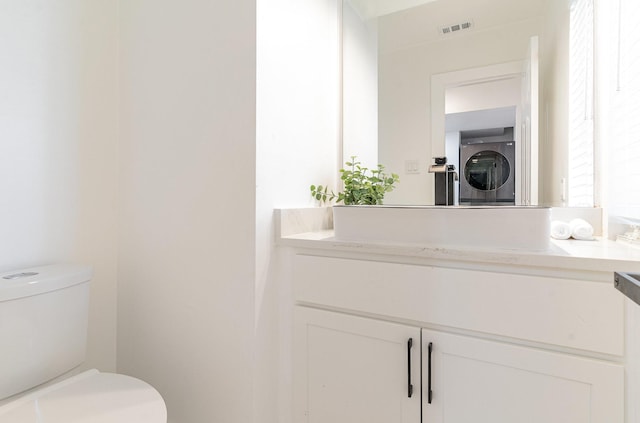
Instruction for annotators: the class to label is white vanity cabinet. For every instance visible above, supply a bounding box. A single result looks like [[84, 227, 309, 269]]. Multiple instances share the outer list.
[[422, 329, 623, 423], [292, 254, 625, 423], [294, 307, 421, 423]]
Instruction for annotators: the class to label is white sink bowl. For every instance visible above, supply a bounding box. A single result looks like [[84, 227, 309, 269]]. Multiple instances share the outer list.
[[333, 205, 551, 251]]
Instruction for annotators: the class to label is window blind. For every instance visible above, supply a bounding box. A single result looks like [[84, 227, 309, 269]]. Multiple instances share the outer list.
[[568, 0, 595, 207], [608, 0, 640, 218]]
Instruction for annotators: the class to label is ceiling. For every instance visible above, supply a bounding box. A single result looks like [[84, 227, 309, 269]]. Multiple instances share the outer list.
[[346, 0, 440, 19], [346, 0, 548, 53]]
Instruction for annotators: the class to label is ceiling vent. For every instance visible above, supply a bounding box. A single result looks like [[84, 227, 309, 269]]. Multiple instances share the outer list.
[[439, 20, 473, 36]]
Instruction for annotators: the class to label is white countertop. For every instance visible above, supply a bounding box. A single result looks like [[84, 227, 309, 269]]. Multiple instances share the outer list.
[[278, 229, 640, 275]]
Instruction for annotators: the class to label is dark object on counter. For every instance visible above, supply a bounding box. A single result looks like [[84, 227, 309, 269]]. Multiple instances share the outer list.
[[429, 159, 458, 206], [614, 272, 640, 306], [434, 156, 447, 165]]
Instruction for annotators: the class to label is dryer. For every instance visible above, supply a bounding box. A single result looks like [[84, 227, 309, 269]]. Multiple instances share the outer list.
[[459, 141, 515, 205]]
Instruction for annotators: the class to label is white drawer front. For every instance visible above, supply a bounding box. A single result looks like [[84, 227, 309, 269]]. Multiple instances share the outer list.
[[294, 255, 624, 356]]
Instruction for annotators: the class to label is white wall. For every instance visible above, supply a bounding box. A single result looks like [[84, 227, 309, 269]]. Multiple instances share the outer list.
[[343, 1, 379, 169], [0, 0, 118, 373], [446, 78, 522, 114], [0, 2, 339, 422], [378, 17, 542, 205], [256, 0, 340, 422], [117, 1, 256, 422], [541, 0, 570, 206]]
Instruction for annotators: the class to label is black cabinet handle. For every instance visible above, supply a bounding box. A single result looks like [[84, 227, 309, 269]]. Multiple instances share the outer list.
[[407, 338, 414, 398], [427, 342, 433, 404]]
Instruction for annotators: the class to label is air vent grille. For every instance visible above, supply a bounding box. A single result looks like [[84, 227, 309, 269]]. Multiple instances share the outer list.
[[439, 20, 473, 36]]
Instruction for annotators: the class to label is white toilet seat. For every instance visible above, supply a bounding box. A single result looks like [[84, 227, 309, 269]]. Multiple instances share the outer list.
[[0, 369, 166, 422]]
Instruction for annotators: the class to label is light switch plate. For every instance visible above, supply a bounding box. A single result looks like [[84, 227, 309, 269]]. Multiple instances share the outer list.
[[405, 160, 420, 174]]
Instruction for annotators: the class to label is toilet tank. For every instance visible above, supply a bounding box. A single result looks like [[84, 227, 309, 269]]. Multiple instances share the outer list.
[[0, 264, 92, 400]]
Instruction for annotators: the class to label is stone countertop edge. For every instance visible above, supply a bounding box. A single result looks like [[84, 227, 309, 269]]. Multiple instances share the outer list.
[[277, 230, 640, 274]]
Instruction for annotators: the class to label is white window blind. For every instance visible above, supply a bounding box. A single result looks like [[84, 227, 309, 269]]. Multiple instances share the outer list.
[[608, 0, 640, 217], [568, 0, 595, 207]]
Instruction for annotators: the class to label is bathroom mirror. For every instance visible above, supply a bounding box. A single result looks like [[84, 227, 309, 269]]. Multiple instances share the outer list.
[[342, 0, 571, 206]]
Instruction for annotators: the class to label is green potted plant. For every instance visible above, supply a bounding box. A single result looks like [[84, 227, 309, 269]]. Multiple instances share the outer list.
[[310, 156, 399, 205]]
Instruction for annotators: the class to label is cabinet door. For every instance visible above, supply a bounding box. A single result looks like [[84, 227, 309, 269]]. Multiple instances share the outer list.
[[422, 329, 623, 423], [294, 307, 421, 423]]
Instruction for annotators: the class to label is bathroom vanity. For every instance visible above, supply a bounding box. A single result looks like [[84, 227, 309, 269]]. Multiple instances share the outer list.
[[277, 208, 640, 423]]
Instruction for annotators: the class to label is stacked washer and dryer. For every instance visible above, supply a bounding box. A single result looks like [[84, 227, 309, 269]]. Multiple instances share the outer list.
[[459, 126, 516, 205]]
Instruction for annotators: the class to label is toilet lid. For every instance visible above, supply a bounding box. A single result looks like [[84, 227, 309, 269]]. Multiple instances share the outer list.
[[0, 369, 166, 422]]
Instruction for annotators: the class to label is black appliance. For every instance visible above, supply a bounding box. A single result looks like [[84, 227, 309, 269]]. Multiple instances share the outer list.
[[459, 141, 515, 205]]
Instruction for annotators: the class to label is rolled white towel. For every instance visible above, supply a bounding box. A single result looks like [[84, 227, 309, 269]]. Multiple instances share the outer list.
[[550, 220, 571, 240], [569, 218, 594, 240]]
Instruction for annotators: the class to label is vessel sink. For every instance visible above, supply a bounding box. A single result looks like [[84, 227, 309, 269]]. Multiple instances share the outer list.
[[332, 205, 551, 251]]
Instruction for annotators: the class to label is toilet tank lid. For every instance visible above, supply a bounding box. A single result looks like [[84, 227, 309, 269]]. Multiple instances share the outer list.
[[0, 264, 92, 302]]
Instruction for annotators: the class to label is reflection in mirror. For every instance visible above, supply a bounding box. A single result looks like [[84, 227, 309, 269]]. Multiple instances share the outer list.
[[342, 0, 573, 206], [449, 108, 517, 205], [439, 62, 532, 206], [446, 107, 517, 205]]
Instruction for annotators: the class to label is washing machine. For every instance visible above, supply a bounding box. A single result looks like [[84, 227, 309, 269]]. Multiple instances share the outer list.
[[459, 141, 515, 205]]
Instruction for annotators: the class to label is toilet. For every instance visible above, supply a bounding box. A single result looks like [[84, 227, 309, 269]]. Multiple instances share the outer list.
[[0, 264, 166, 422]]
